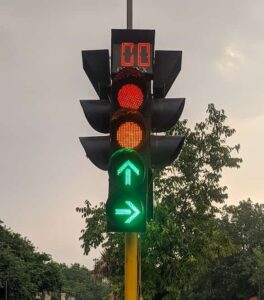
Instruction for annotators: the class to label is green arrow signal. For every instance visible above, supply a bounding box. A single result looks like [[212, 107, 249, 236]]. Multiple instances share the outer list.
[[115, 201, 141, 224], [117, 160, 140, 186]]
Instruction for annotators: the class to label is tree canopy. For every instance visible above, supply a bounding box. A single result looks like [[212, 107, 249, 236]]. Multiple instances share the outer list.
[[0, 220, 60, 299], [0, 220, 109, 299], [77, 104, 252, 299], [191, 200, 264, 299]]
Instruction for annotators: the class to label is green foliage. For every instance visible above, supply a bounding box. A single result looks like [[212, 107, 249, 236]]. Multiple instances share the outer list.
[[77, 104, 242, 299], [191, 200, 264, 299], [76, 200, 106, 255], [221, 199, 264, 251], [250, 247, 264, 299], [60, 263, 110, 300], [0, 221, 62, 299], [0, 221, 109, 299]]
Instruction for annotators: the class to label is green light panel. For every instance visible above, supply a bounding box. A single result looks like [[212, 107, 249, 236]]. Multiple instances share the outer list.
[[109, 148, 145, 189]]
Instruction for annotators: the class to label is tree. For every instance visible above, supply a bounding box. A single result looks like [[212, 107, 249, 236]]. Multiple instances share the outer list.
[[219, 199, 264, 299], [221, 199, 264, 251], [0, 221, 63, 299], [77, 104, 242, 299], [250, 247, 264, 299], [191, 200, 264, 300], [60, 263, 110, 300], [0, 220, 109, 300]]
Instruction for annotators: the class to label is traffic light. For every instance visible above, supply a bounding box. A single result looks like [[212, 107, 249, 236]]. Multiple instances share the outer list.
[[104, 29, 157, 232], [106, 64, 151, 232], [79, 29, 185, 233]]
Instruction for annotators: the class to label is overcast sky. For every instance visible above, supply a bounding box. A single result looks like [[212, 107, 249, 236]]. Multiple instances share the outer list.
[[1, 0, 264, 269]]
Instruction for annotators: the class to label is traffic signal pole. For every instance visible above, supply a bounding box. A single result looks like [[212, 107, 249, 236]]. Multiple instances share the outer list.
[[125, 232, 138, 300], [125, 1, 139, 299], [127, 0, 132, 29], [125, 233, 138, 300]]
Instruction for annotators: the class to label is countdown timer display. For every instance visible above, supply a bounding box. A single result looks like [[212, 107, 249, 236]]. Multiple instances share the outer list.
[[111, 29, 155, 75]]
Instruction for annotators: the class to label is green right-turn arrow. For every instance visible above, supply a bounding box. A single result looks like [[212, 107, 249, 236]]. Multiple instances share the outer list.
[[115, 201, 141, 224]]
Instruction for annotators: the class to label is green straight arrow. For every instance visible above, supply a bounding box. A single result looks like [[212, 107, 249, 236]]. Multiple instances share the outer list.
[[114, 201, 141, 224], [117, 160, 140, 186]]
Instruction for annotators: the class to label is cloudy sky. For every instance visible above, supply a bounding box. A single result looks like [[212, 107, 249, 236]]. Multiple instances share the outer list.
[[1, 0, 264, 269]]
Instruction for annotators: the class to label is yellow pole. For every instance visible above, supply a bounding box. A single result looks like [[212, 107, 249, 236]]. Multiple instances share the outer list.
[[125, 232, 138, 300], [138, 234, 142, 300]]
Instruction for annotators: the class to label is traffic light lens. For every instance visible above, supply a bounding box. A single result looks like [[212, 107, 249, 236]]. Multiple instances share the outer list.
[[106, 193, 145, 231], [109, 149, 146, 189], [117, 84, 143, 110], [116, 121, 143, 149]]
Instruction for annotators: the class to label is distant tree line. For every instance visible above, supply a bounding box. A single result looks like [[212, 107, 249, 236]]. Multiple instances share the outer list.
[[0, 219, 110, 299]]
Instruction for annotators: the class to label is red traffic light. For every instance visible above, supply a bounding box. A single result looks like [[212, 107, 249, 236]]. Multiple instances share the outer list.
[[112, 68, 147, 111], [117, 83, 144, 110]]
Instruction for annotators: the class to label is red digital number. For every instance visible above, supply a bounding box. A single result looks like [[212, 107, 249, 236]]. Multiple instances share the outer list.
[[121, 42, 151, 68], [138, 43, 151, 67], [121, 42, 134, 67]]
